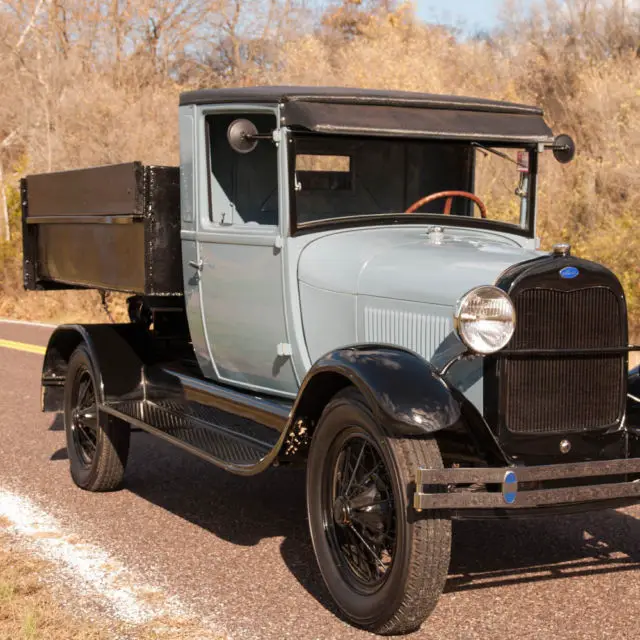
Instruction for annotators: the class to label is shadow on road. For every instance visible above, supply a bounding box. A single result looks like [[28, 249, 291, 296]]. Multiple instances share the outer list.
[[47, 424, 640, 612], [446, 509, 640, 593]]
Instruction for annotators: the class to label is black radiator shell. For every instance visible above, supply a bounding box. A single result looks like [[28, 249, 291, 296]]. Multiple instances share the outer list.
[[485, 254, 628, 463], [21, 162, 182, 295]]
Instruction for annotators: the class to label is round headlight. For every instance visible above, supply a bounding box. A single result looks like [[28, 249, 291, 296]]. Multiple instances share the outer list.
[[454, 286, 515, 354]]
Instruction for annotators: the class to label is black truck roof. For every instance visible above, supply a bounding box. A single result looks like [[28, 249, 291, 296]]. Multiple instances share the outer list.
[[179, 86, 552, 143], [179, 86, 542, 115]]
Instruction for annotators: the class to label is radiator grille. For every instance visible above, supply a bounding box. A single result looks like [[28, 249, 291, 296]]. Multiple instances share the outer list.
[[500, 287, 625, 434]]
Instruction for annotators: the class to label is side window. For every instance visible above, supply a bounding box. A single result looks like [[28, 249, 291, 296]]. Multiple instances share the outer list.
[[207, 113, 278, 226]]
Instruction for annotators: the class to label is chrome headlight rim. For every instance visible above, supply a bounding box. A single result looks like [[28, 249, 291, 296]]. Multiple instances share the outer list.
[[454, 285, 516, 355]]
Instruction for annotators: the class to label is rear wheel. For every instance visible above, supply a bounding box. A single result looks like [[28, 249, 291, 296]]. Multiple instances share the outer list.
[[63, 345, 130, 491], [306, 389, 451, 635]]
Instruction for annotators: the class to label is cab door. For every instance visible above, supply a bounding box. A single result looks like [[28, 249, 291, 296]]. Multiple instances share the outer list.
[[192, 108, 297, 396]]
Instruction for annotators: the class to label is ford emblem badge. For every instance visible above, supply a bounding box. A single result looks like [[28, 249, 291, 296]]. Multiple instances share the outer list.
[[559, 266, 579, 279]]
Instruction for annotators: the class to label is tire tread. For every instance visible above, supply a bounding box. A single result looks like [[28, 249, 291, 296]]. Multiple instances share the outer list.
[[377, 436, 451, 635]]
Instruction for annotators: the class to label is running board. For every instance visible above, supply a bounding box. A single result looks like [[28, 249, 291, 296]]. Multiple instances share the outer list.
[[149, 364, 292, 432], [101, 398, 282, 475]]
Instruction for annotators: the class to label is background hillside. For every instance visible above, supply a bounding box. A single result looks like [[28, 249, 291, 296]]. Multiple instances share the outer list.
[[0, 0, 638, 336]]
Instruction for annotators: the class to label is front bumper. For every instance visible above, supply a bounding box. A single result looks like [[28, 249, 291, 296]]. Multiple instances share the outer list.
[[414, 458, 640, 511]]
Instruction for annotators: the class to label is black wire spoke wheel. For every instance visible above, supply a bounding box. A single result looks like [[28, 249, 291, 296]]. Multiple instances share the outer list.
[[326, 433, 396, 592], [63, 344, 131, 492], [70, 368, 99, 466], [306, 388, 451, 635]]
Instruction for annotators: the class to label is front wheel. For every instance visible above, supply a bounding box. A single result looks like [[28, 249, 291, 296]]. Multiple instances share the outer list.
[[306, 389, 451, 635], [63, 345, 130, 491]]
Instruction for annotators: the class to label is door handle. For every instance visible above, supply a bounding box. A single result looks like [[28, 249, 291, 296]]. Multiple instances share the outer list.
[[188, 259, 204, 271]]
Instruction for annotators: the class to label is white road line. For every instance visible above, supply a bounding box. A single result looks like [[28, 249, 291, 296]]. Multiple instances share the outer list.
[[0, 488, 194, 627], [0, 318, 56, 328]]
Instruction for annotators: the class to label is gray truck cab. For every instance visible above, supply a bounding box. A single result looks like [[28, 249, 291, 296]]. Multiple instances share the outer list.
[[178, 87, 548, 401], [21, 86, 640, 635]]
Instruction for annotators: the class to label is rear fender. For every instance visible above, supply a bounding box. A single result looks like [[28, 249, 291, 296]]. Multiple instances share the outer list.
[[42, 324, 149, 411]]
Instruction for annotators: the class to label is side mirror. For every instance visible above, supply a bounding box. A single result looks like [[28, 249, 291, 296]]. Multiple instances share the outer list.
[[552, 134, 576, 164], [227, 119, 259, 154]]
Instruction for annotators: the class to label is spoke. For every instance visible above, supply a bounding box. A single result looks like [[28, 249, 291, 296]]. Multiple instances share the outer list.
[[356, 461, 382, 491], [77, 377, 90, 409], [345, 441, 366, 497], [340, 528, 361, 572], [337, 449, 351, 497], [79, 387, 95, 412], [348, 523, 387, 573], [77, 420, 97, 443], [344, 526, 374, 581], [76, 425, 97, 456]]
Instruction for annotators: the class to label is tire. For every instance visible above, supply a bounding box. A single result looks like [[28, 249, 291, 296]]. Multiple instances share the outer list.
[[63, 344, 130, 491], [306, 388, 451, 635]]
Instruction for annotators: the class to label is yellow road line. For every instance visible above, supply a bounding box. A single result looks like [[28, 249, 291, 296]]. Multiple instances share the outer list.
[[0, 339, 46, 355]]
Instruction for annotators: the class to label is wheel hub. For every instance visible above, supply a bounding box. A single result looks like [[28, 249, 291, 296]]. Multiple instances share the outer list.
[[333, 495, 352, 526]]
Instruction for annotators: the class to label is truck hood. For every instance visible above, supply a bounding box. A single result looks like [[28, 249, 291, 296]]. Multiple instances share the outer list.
[[298, 226, 543, 306]]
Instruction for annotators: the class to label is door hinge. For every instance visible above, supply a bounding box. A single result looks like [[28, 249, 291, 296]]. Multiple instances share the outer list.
[[277, 343, 292, 357]]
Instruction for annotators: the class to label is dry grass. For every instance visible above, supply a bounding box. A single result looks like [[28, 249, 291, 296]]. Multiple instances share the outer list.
[[0, 539, 106, 640], [0, 532, 225, 640]]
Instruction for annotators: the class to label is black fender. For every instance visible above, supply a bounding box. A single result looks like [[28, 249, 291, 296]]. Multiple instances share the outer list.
[[42, 324, 150, 411], [289, 344, 508, 464]]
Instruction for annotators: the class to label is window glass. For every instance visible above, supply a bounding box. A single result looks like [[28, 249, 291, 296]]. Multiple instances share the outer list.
[[295, 154, 352, 191], [292, 136, 533, 232], [207, 113, 278, 226], [473, 147, 530, 227]]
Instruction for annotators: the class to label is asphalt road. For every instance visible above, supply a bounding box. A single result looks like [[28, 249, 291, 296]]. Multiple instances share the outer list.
[[1, 321, 639, 640]]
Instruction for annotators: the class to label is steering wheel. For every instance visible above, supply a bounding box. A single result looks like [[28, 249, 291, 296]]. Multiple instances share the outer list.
[[405, 190, 487, 219]]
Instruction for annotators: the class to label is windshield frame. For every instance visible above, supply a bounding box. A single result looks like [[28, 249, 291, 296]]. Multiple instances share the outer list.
[[287, 132, 539, 239]]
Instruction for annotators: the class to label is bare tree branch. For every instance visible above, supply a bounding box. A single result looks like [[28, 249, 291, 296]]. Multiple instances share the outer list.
[[0, 131, 18, 150], [15, 0, 50, 51]]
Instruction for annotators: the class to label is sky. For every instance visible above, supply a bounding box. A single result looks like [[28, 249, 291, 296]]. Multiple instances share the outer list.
[[415, 0, 535, 34]]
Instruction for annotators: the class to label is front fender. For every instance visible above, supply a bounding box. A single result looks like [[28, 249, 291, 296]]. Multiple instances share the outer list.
[[42, 323, 150, 411], [289, 344, 509, 465], [296, 344, 460, 436]]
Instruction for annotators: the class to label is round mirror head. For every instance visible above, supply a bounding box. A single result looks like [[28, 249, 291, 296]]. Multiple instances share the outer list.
[[227, 119, 258, 154], [553, 133, 576, 164]]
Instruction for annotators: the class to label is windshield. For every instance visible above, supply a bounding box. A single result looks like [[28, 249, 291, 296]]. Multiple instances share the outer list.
[[292, 136, 536, 233]]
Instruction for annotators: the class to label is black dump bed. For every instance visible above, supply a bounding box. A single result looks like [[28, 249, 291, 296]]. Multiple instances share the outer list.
[[21, 162, 182, 295]]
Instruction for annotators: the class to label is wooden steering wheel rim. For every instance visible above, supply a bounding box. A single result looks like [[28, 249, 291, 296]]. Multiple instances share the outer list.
[[405, 190, 487, 219]]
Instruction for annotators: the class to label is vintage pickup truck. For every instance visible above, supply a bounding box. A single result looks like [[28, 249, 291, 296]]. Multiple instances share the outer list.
[[21, 86, 640, 634]]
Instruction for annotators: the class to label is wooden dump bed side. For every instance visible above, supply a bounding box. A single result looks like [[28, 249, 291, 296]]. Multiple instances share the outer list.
[[21, 162, 182, 296]]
